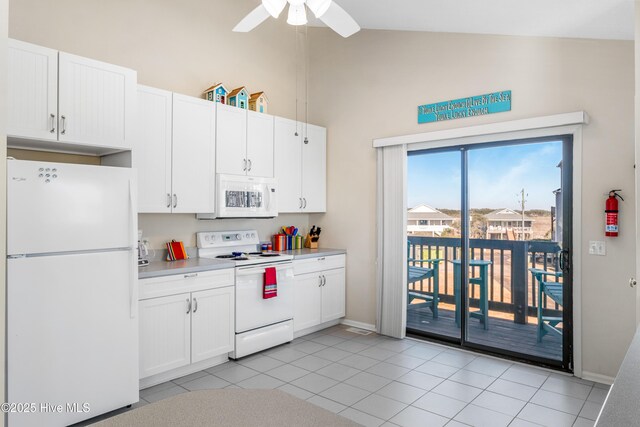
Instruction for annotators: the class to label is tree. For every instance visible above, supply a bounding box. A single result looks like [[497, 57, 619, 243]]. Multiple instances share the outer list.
[[470, 213, 488, 239]]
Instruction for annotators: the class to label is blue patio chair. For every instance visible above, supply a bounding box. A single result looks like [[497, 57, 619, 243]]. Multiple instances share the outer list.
[[529, 268, 563, 342], [407, 243, 442, 319]]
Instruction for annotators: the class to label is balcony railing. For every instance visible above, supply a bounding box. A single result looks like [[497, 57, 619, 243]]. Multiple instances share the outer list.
[[408, 235, 562, 325]]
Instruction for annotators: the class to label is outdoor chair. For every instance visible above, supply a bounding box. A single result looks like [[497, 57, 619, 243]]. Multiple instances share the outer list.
[[407, 243, 442, 319], [529, 268, 563, 342]]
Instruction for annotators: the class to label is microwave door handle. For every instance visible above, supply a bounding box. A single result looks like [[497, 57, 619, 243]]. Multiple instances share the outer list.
[[264, 184, 271, 211]]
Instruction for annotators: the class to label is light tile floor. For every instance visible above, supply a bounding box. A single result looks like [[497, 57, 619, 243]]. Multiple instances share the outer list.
[[86, 325, 610, 427]]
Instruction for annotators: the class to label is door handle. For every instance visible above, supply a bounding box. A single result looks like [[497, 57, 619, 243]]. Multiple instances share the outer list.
[[630, 278, 637, 288], [186, 298, 192, 314], [184, 273, 198, 279], [248, 159, 252, 171], [318, 276, 322, 287], [323, 275, 326, 286], [173, 194, 177, 209], [303, 198, 307, 209], [193, 297, 198, 313], [299, 198, 303, 209], [60, 115, 66, 135], [243, 159, 247, 171], [49, 113, 56, 133], [166, 193, 171, 208], [559, 249, 570, 272]]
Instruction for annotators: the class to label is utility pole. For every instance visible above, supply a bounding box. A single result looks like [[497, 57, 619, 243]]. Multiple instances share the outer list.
[[519, 188, 527, 241]]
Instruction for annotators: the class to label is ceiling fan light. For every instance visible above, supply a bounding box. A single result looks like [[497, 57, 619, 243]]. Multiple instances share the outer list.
[[287, 4, 308, 26], [262, 0, 287, 18], [306, 0, 331, 18]]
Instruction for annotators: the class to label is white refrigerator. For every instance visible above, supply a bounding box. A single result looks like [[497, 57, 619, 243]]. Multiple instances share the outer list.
[[7, 160, 139, 427]]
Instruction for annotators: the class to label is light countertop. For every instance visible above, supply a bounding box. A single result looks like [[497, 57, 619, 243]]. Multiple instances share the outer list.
[[138, 257, 234, 279], [138, 248, 346, 279]]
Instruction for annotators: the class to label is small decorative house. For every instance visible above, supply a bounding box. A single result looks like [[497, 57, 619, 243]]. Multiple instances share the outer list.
[[203, 83, 228, 104], [228, 87, 249, 109], [249, 92, 269, 114]]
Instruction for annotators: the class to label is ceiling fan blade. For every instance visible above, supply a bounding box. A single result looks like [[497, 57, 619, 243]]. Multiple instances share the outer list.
[[233, 4, 271, 33], [319, 2, 360, 38]]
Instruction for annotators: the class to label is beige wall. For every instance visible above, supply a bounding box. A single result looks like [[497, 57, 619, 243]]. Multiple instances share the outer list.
[[9, 0, 636, 378], [309, 30, 636, 378], [9, 0, 312, 248], [1, 0, 6, 420]]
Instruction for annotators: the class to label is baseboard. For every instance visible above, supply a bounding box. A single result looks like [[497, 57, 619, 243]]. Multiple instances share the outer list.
[[340, 319, 377, 332], [294, 319, 341, 339], [140, 354, 229, 389], [581, 371, 615, 385]]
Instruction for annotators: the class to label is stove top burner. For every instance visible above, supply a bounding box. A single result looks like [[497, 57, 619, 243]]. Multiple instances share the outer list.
[[216, 254, 250, 261]]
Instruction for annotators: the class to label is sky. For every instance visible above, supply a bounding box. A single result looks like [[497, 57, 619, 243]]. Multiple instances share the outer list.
[[407, 140, 563, 210]]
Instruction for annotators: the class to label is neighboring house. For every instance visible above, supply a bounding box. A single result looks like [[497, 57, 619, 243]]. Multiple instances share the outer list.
[[249, 92, 268, 113], [407, 205, 455, 236], [203, 83, 228, 104], [485, 208, 534, 240], [228, 86, 249, 109]]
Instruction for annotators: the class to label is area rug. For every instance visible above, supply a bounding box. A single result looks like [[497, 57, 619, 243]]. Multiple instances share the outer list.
[[93, 389, 360, 427]]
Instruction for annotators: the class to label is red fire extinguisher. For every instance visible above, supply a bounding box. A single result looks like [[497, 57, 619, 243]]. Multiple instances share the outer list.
[[605, 189, 623, 237]]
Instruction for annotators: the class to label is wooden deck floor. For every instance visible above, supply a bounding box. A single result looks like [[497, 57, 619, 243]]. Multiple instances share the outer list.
[[407, 306, 562, 361]]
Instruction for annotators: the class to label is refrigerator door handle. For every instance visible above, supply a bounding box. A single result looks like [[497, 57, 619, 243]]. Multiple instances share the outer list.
[[129, 179, 138, 319]]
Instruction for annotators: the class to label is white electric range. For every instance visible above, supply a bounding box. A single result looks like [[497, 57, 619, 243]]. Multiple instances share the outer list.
[[197, 230, 294, 358]]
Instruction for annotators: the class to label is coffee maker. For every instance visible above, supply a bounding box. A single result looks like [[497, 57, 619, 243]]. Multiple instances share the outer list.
[[138, 230, 149, 266]]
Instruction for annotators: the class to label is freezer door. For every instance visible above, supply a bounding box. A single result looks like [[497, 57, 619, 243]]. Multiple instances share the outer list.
[[8, 251, 139, 427], [7, 160, 137, 255], [235, 263, 294, 333]]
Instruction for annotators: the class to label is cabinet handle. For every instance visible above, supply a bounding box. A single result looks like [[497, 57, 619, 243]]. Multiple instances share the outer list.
[[243, 159, 247, 171], [60, 115, 66, 135], [303, 198, 307, 209], [49, 113, 56, 133], [173, 194, 177, 208], [319, 276, 322, 287], [323, 275, 327, 286], [184, 273, 198, 278], [186, 298, 191, 314], [248, 159, 252, 171], [299, 198, 303, 209], [318, 257, 326, 261], [166, 193, 172, 208], [193, 297, 198, 313]]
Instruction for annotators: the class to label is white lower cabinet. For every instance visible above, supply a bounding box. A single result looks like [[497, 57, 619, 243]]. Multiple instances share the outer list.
[[293, 255, 346, 333], [138, 269, 234, 381]]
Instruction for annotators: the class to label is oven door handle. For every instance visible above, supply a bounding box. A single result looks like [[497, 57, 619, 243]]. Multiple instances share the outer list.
[[236, 263, 293, 277]]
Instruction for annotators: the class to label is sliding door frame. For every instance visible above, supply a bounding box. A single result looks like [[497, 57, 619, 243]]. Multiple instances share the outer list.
[[379, 113, 585, 376]]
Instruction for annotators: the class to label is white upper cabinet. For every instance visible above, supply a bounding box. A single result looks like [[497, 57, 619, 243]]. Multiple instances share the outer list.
[[216, 103, 247, 176], [274, 117, 327, 213], [134, 85, 173, 213], [246, 110, 274, 178], [274, 117, 303, 212], [171, 93, 216, 214], [7, 39, 136, 152], [216, 104, 274, 178], [301, 124, 327, 212], [58, 52, 136, 149], [7, 39, 58, 141]]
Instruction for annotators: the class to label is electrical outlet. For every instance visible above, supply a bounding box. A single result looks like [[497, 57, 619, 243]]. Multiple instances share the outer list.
[[589, 240, 606, 256]]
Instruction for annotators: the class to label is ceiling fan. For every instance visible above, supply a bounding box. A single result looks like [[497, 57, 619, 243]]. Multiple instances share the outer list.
[[233, 0, 361, 38]]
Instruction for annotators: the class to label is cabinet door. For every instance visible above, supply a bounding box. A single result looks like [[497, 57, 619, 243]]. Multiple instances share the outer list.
[[58, 52, 136, 149], [274, 117, 303, 212], [302, 124, 327, 212], [134, 85, 172, 213], [216, 103, 247, 176], [191, 287, 235, 363], [293, 272, 323, 332], [172, 93, 216, 213], [7, 39, 58, 141], [139, 293, 191, 379], [321, 268, 346, 322], [247, 110, 274, 177]]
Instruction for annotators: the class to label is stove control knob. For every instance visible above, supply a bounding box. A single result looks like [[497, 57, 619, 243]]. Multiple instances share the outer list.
[[251, 233, 256, 238], [205, 235, 210, 241], [210, 234, 215, 241], [245, 233, 250, 238], [235, 234, 241, 240]]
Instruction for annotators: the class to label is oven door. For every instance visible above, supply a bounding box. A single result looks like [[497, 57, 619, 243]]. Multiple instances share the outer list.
[[235, 262, 293, 333], [216, 174, 278, 218]]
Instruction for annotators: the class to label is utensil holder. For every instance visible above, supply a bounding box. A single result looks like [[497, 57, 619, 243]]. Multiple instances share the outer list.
[[305, 234, 318, 249]]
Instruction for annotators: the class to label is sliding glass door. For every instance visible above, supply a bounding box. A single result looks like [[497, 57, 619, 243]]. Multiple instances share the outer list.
[[406, 136, 573, 371]]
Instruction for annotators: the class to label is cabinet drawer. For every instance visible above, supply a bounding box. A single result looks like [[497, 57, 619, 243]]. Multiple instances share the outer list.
[[139, 269, 234, 300], [293, 254, 345, 276]]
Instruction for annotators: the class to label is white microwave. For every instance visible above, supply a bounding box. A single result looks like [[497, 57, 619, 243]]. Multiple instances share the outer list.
[[210, 174, 278, 218]]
